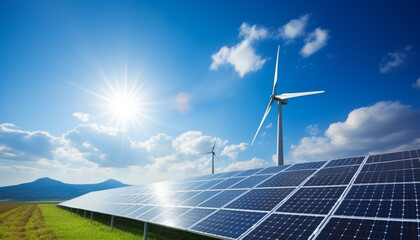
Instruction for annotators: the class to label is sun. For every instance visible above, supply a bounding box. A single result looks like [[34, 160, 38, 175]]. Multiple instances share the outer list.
[[70, 66, 156, 130], [108, 93, 139, 123], [101, 80, 150, 129]]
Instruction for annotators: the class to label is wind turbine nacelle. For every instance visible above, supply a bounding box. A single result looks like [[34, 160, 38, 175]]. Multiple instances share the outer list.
[[273, 96, 288, 105]]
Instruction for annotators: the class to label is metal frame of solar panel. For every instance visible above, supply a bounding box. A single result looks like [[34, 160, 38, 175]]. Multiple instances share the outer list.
[[59, 148, 420, 239]]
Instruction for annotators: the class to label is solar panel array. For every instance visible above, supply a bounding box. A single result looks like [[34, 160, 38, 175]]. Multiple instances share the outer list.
[[59, 149, 420, 239]]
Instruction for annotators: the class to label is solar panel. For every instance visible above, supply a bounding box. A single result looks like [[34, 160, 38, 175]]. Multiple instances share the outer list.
[[316, 217, 420, 240], [58, 148, 420, 240], [256, 165, 288, 175], [230, 174, 273, 189], [191, 210, 266, 239], [277, 186, 345, 214], [150, 207, 192, 226], [242, 214, 324, 240], [304, 165, 359, 186], [285, 161, 326, 171], [226, 188, 294, 211], [167, 208, 215, 229], [180, 190, 221, 206], [335, 183, 420, 219], [192, 179, 224, 190], [235, 168, 264, 176], [127, 205, 153, 219], [257, 170, 315, 187], [199, 189, 246, 208], [210, 177, 245, 189], [325, 156, 364, 168]]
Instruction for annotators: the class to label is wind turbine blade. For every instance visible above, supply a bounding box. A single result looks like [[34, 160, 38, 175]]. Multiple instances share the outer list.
[[277, 90, 324, 100], [272, 45, 280, 96], [214, 153, 224, 163], [198, 152, 212, 155], [252, 99, 274, 145], [212, 138, 217, 152]]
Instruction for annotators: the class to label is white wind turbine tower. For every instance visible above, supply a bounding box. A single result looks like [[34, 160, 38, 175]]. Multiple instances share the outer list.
[[198, 138, 221, 174], [251, 45, 324, 166]]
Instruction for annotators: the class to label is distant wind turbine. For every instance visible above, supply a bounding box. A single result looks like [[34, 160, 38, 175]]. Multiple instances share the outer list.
[[251, 45, 324, 166], [198, 139, 222, 174]]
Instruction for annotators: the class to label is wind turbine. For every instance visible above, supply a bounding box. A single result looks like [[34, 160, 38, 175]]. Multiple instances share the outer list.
[[198, 139, 221, 174], [251, 45, 324, 166]]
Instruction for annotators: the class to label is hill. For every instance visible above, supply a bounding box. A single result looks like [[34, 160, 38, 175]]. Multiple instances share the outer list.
[[0, 178, 129, 201]]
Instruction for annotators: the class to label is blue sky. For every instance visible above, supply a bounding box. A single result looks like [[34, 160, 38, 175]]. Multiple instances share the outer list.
[[1, 0, 420, 186]]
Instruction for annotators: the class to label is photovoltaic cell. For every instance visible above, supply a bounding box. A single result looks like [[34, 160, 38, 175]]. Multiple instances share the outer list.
[[137, 206, 169, 221], [171, 181, 207, 191], [367, 150, 411, 163], [127, 205, 153, 219], [210, 177, 245, 189], [117, 205, 139, 216], [335, 199, 418, 219], [256, 165, 288, 175], [355, 168, 420, 184], [170, 208, 215, 229], [226, 188, 294, 211], [361, 158, 420, 172], [346, 183, 420, 200], [285, 161, 326, 171], [180, 190, 221, 207], [231, 175, 272, 189], [199, 190, 246, 208], [192, 179, 224, 190], [336, 183, 420, 219], [235, 168, 264, 177], [218, 170, 243, 178], [191, 210, 266, 239], [325, 156, 364, 168], [305, 166, 358, 186], [258, 170, 315, 187], [150, 207, 192, 226], [200, 172, 228, 180], [277, 187, 345, 214], [410, 149, 419, 158], [165, 191, 200, 205], [132, 205, 155, 220], [317, 217, 420, 240], [243, 214, 324, 240]]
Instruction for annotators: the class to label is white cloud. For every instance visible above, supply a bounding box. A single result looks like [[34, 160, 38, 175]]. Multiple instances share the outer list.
[[280, 15, 308, 40], [222, 158, 272, 172], [0, 165, 41, 173], [379, 45, 414, 73], [265, 123, 273, 128], [289, 101, 420, 163], [412, 77, 420, 89], [305, 124, 320, 136], [210, 23, 269, 77], [300, 28, 329, 57], [72, 112, 90, 122], [0, 123, 61, 161], [0, 122, 250, 184], [64, 123, 149, 168], [221, 142, 248, 160]]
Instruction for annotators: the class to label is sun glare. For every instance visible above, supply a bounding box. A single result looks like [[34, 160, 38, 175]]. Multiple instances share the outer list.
[[101, 80, 151, 129], [70, 65, 157, 130], [109, 94, 138, 122]]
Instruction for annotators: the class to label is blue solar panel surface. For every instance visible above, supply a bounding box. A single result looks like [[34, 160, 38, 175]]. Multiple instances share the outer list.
[[59, 148, 420, 240]]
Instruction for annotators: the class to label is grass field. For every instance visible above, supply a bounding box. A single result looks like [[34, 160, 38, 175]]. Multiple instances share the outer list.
[[0, 203, 213, 240]]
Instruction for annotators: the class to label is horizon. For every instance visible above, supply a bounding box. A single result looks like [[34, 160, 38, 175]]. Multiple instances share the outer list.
[[1, 0, 420, 187]]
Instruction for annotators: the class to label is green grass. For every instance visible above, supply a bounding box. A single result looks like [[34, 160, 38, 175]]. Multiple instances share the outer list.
[[40, 204, 141, 240], [0, 203, 214, 240]]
